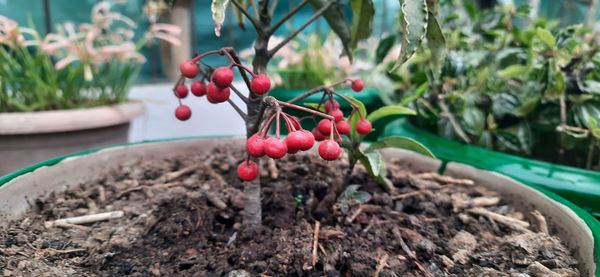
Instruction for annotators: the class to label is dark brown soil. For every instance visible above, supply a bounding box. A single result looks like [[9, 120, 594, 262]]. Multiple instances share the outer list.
[[0, 144, 580, 276]]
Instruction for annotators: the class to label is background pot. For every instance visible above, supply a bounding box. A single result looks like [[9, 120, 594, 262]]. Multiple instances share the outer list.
[[382, 118, 600, 218], [0, 101, 144, 176], [0, 138, 597, 276], [268, 87, 386, 140]]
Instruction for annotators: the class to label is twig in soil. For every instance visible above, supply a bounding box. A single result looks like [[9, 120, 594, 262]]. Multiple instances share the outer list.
[[469, 196, 500, 207], [203, 165, 227, 186], [531, 210, 548, 234], [98, 186, 106, 203], [45, 211, 124, 228], [116, 185, 145, 199], [203, 188, 228, 210], [312, 221, 320, 266], [45, 248, 87, 255], [267, 159, 279, 179], [227, 232, 237, 246], [52, 222, 92, 232], [346, 205, 364, 224], [320, 228, 345, 239], [157, 165, 196, 183], [467, 208, 530, 232], [392, 227, 433, 277], [391, 190, 426, 200], [413, 173, 474, 186], [528, 261, 561, 277], [373, 252, 389, 277]]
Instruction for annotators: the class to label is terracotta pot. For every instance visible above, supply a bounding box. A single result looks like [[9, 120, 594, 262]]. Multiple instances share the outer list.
[[0, 101, 144, 176], [0, 138, 596, 276]]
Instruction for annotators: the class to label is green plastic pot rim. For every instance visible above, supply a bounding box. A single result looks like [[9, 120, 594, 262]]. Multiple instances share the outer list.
[[0, 136, 598, 276]]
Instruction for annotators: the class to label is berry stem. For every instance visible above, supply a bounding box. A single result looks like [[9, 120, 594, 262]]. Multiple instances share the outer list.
[[275, 110, 281, 139], [281, 112, 296, 132], [258, 111, 277, 137], [233, 63, 258, 78], [328, 89, 364, 118], [190, 49, 224, 63], [272, 98, 334, 121]]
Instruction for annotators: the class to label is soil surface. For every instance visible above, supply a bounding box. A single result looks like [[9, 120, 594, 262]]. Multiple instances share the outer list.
[[0, 144, 580, 276]]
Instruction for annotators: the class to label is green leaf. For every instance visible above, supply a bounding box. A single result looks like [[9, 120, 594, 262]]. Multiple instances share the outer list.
[[588, 118, 600, 140], [347, 95, 368, 141], [513, 96, 541, 117], [309, 0, 353, 60], [393, 0, 429, 70], [426, 14, 446, 81], [356, 149, 393, 188], [350, 0, 375, 48], [366, 136, 435, 158], [460, 108, 485, 136], [497, 64, 529, 79], [376, 35, 396, 64], [536, 28, 556, 49], [211, 0, 231, 37], [367, 105, 416, 123]]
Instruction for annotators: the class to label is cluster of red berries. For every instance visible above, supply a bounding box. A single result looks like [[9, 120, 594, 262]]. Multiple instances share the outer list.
[[173, 60, 272, 121], [237, 80, 373, 181]]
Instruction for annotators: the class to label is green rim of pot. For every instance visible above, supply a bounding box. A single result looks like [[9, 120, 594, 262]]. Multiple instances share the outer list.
[[1, 136, 598, 275], [382, 118, 600, 218]]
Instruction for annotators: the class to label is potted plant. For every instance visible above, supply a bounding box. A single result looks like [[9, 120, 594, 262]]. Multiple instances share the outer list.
[[0, 0, 596, 276], [380, 1, 600, 216], [0, 1, 181, 175]]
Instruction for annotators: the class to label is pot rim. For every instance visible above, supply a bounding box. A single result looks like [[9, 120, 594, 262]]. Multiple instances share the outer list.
[[0, 100, 144, 135], [0, 136, 597, 276]]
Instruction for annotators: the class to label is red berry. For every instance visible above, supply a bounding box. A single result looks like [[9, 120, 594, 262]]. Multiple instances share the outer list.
[[251, 74, 271, 95], [324, 100, 340, 113], [329, 109, 344, 122], [356, 119, 372, 135], [264, 137, 287, 159], [298, 130, 315, 150], [351, 79, 364, 92], [312, 127, 326, 141], [237, 160, 259, 181], [180, 60, 199, 78], [289, 116, 301, 130], [336, 120, 351, 135], [175, 84, 188, 98], [191, 80, 207, 96], [206, 82, 231, 103], [212, 67, 234, 88], [318, 140, 341, 161], [175, 105, 191, 121], [246, 134, 265, 157], [317, 119, 333, 135]]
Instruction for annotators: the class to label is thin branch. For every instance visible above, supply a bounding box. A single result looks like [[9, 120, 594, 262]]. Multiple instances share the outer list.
[[271, 98, 334, 121], [268, 0, 334, 57], [227, 98, 249, 121], [251, 0, 260, 18], [287, 79, 351, 104], [251, 101, 268, 134], [268, 0, 309, 34], [269, 0, 279, 17], [223, 47, 254, 90], [229, 84, 249, 104], [231, 0, 261, 30], [438, 95, 472, 144]]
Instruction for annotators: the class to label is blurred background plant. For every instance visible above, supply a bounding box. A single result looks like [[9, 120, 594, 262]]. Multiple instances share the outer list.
[[378, 0, 600, 170], [0, 0, 179, 113]]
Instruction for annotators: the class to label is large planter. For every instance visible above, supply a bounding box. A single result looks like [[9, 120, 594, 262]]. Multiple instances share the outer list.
[[0, 101, 144, 176], [383, 118, 600, 218], [0, 138, 597, 276], [268, 87, 386, 140]]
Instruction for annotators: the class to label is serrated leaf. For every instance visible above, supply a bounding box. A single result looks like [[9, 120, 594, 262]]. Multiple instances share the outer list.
[[350, 0, 374, 48], [366, 136, 435, 158], [426, 14, 446, 81], [536, 28, 556, 49], [497, 64, 529, 79], [393, 0, 429, 70], [309, 0, 353, 60], [376, 35, 396, 64], [367, 105, 416, 123], [211, 0, 231, 37]]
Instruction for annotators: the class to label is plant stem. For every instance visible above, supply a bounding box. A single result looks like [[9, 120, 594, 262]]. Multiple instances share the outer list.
[[268, 0, 334, 57], [229, 84, 249, 104], [587, 139, 596, 169], [273, 98, 334, 121], [438, 95, 472, 144], [227, 98, 248, 120], [231, 0, 261, 30], [268, 0, 309, 34]]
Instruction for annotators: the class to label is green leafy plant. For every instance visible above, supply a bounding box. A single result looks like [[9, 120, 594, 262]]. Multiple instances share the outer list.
[[380, 1, 600, 170], [0, 0, 179, 113]]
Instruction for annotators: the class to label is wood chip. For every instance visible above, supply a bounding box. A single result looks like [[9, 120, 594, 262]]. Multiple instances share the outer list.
[[373, 252, 389, 277], [45, 211, 124, 228], [531, 210, 548, 234], [467, 207, 530, 232], [414, 173, 474, 186]]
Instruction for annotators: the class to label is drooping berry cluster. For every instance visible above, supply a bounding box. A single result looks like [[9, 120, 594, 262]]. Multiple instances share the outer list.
[[171, 49, 373, 183], [173, 51, 272, 121]]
